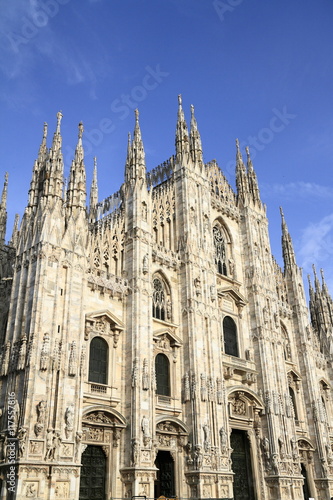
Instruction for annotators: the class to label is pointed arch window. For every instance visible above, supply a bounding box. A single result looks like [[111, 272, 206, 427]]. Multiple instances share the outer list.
[[289, 386, 298, 422], [213, 225, 227, 275], [223, 316, 239, 357], [89, 337, 108, 385], [155, 353, 170, 396]]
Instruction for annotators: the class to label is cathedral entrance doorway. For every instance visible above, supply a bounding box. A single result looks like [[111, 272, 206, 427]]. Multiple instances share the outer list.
[[154, 450, 175, 498], [79, 445, 106, 500], [230, 429, 255, 500], [300, 464, 311, 500]]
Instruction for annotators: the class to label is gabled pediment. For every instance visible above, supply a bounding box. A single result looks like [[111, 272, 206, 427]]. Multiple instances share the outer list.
[[218, 286, 247, 308], [85, 310, 124, 341], [153, 328, 182, 349]]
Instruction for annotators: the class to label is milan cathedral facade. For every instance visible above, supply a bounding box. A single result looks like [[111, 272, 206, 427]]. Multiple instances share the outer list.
[[0, 97, 333, 500]]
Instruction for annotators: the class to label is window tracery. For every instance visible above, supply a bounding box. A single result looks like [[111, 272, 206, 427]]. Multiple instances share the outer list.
[[213, 224, 228, 276], [152, 275, 171, 322]]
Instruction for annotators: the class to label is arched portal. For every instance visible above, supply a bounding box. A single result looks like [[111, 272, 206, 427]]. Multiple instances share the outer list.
[[300, 463, 311, 500], [154, 450, 175, 498], [230, 429, 255, 500], [79, 445, 106, 500]]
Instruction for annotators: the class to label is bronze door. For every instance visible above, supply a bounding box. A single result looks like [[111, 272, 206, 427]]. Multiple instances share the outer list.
[[154, 450, 175, 498], [230, 429, 255, 500], [79, 445, 106, 500]]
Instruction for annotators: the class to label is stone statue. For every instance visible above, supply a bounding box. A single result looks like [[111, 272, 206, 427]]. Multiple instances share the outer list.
[[203, 423, 211, 452], [17, 426, 27, 458], [40, 333, 50, 371], [141, 415, 150, 445], [220, 426, 227, 454], [132, 439, 139, 465], [45, 429, 55, 460], [65, 404, 74, 438]]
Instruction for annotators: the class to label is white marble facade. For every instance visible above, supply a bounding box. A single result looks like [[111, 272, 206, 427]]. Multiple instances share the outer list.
[[0, 98, 333, 499]]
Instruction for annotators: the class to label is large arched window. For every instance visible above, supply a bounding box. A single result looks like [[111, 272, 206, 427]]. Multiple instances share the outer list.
[[155, 353, 170, 396], [213, 225, 227, 275], [223, 316, 239, 357], [89, 337, 108, 384]]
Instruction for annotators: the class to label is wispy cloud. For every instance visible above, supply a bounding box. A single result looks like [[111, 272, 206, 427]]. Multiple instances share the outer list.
[[0, 1, 104, 106], [298, 214, 333, 292], [262, 181, 333, 200]]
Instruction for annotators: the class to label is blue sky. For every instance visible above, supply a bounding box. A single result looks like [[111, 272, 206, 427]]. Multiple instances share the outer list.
[[1, 0, 333, 293]]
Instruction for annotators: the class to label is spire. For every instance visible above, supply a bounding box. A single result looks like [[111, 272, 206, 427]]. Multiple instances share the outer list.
[[246, 146, 261, 203], [308, 274, 315, 301], [0, 172, 8, 244], [89, 157, 98, 222], [235, 139, 248, 201], [175, 94, 190, 161], [189, 104, 203, 167], [51, 111, 63, 155], [67, 122, 86, 211], [280, 206, 296, 271], [125, 110, 146, 184], [320, 268, 331, 298], [9, 213, 20, 248], [312, 264, 321, 294], [1, 172, 8, 209], [38, 122, 48, 162]]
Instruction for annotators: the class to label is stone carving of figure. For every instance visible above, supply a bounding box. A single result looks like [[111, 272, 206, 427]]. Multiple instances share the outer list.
[[184, 372, 190, 402], [45, 429, 55, 460], [203, 423, 211, 452], [17, 335, 27, 371], [40, 333, 50, 371], [35, 400, 46, 437], [17, 426, 27, 458], [166, 300, 172, 320], [194, 445, 203, 469], [326, 443, 333, 465], [141, 416, 150, 446], [26, 483, 37, 497], [263, 306, 269, 325], [271, 453, 279, 475], [278, 437, 286, 459], [75, 431, 83, 460], [65, 404, 74, 438], [291, 437, 298, 461], [142, 254, 148, 274], [262, 437, 271, 468], [113, 428, 121, 447], [68, 341, 77, 376], [219, 427, 227, 454], [142, 358, 149, 391], [53, 431, 62, 460], [132, 439, 139, 465]]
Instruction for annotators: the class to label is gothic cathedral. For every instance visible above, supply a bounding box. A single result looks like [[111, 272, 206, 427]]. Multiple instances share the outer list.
[[0, 96, 333, 500]]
